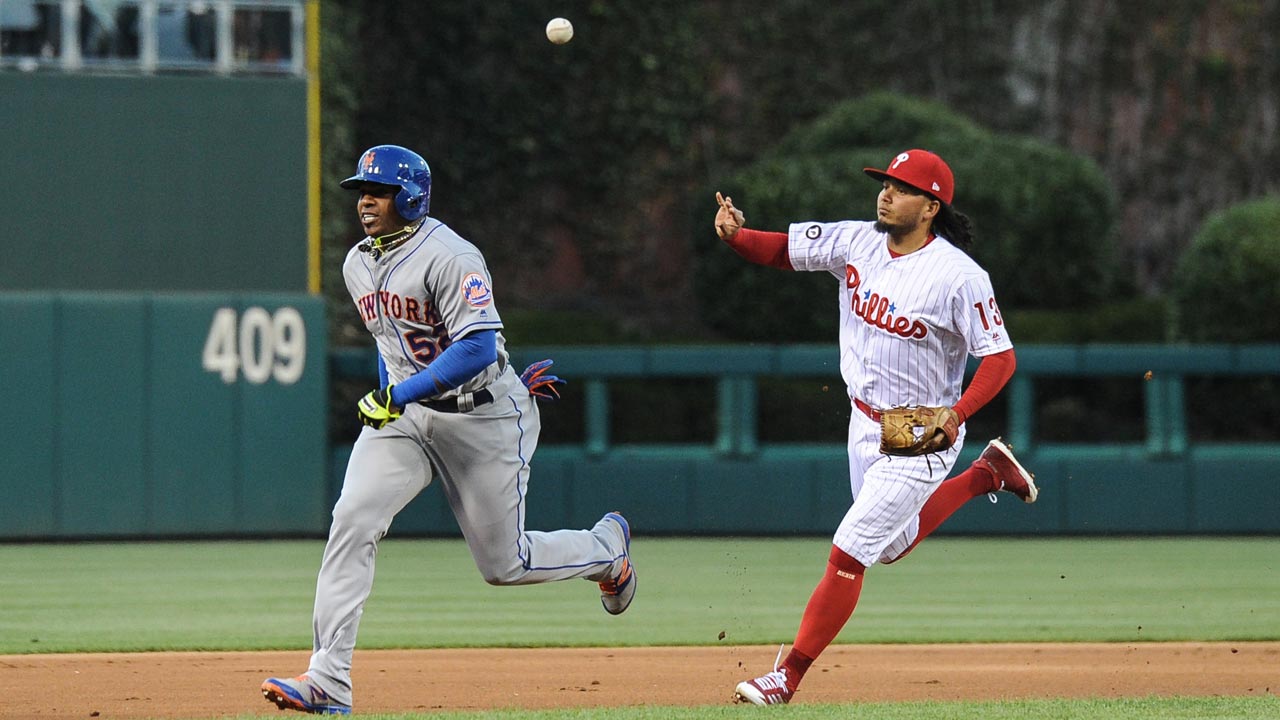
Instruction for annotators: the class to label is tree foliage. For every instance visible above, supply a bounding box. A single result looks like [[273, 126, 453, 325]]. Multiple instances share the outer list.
[[317, 3, 1274, 346], [1171, 197, 1280, 342], [320, 2, 710, 336], [694, 93, 1120, 342], [318, 2, 1036, 343]]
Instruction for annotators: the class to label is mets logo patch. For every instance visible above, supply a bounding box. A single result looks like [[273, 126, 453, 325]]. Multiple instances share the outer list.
[[461, 272, 493, 307]]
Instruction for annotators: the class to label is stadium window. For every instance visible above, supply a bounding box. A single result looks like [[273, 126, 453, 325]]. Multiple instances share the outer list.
[[0, 0, 303, 76], [232, 5, 289, 66], [156, 1, 216, 68], [0, 1, 61, 67], [79, 0, 140, 62]]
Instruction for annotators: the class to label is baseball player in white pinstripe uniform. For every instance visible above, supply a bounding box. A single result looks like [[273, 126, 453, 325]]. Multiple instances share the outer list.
[[715, 149, 1039, 705], [261, 145, 635, 715]]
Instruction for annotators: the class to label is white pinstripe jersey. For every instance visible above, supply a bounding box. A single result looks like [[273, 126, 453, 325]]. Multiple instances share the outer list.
[[789, 220, 1012, 409], [342, 218, 508, 398]]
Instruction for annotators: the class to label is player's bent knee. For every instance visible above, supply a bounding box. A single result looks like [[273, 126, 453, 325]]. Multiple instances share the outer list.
[[475, 557, 527, 586], [479, 568, 524, 586], [479, 556, 532, 585]]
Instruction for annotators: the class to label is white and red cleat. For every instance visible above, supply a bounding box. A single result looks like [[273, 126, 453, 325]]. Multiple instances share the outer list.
[[974, 438, 1039, 503]]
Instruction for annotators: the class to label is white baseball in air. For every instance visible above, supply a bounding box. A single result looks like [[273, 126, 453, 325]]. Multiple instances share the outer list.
[[546, 17, 573, 45]]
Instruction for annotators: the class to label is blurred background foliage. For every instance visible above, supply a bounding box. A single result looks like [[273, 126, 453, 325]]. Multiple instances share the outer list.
[[1171, 197, 1280, 343], [696, 93, 1120, 342], [318, 0, 1280, 347]]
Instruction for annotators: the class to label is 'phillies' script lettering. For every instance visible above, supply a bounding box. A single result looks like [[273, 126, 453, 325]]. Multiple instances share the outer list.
[[845, 265, 928, 339], [356, 291, 442, 325]]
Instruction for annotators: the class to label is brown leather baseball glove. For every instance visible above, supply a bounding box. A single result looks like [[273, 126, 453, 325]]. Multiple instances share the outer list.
[[879, 406, 960, 456]]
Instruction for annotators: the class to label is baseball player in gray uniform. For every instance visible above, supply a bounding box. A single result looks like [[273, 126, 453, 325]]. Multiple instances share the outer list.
[[262, 145, 635, 715], [715, 149, 1038, 705]]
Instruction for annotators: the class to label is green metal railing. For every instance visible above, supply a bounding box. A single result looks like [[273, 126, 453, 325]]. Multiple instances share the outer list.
[[1002, 344, 1279, 455], [330, 343, 1280, 457]]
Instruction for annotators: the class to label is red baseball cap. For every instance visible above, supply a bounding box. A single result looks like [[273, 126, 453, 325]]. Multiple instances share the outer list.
[[863, 149, 954, 204]]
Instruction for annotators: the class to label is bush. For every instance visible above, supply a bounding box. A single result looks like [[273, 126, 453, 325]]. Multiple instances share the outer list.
[[1171, 197, 1280, 342], [694, 93, 1122, 341]]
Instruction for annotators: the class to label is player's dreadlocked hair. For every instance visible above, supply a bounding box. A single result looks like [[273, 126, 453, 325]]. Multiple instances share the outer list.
[[933, 203, 974, 253]]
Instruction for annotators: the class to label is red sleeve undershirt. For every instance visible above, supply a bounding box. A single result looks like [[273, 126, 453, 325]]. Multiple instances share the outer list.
[[954, 348, 1016, 423], [722, 228, 793, 270]]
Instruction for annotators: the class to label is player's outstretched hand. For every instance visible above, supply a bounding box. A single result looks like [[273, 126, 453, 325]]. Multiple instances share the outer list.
[[357, 385, 402, 429], [520, 359, 566, 401], [715, 191, 744, 240]]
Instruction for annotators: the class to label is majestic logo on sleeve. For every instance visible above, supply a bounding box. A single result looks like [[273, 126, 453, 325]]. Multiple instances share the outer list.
[[845, 264, 928, 339], [461, 273, 493, 307]]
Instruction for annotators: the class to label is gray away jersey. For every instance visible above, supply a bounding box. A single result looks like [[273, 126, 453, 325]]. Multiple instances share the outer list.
[[342, 218, 508, 398]]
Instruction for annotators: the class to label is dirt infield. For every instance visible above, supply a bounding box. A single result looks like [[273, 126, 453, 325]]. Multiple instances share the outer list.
[[5, 643, 1278, 718]]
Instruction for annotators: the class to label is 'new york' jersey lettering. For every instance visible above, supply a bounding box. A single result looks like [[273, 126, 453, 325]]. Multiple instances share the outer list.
[[354, 290, 444, 326]]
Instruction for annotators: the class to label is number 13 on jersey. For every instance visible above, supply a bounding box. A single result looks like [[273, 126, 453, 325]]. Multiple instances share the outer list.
[[973, 297, 1003, 331]]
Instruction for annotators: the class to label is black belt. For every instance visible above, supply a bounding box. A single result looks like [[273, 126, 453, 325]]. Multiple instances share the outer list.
[[420, 388, 494, 413]]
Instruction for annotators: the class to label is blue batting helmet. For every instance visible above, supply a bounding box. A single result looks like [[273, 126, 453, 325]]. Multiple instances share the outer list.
[[341, 145, 432, 221]]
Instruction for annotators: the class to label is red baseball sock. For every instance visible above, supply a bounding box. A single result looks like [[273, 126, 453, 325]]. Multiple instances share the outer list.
[[912, 464, 995, 546], [781, 546, 865, 691]]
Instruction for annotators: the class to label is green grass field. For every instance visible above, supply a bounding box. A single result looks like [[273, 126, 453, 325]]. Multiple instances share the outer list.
[[4, 537, 1278, 653], [3, 536, 1279, 719]]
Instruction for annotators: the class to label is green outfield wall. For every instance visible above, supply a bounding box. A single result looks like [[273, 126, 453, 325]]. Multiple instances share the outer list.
[[1, 296, 1276, 540], [0, 293, 326, 538], [0, 73, 307, 292]]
